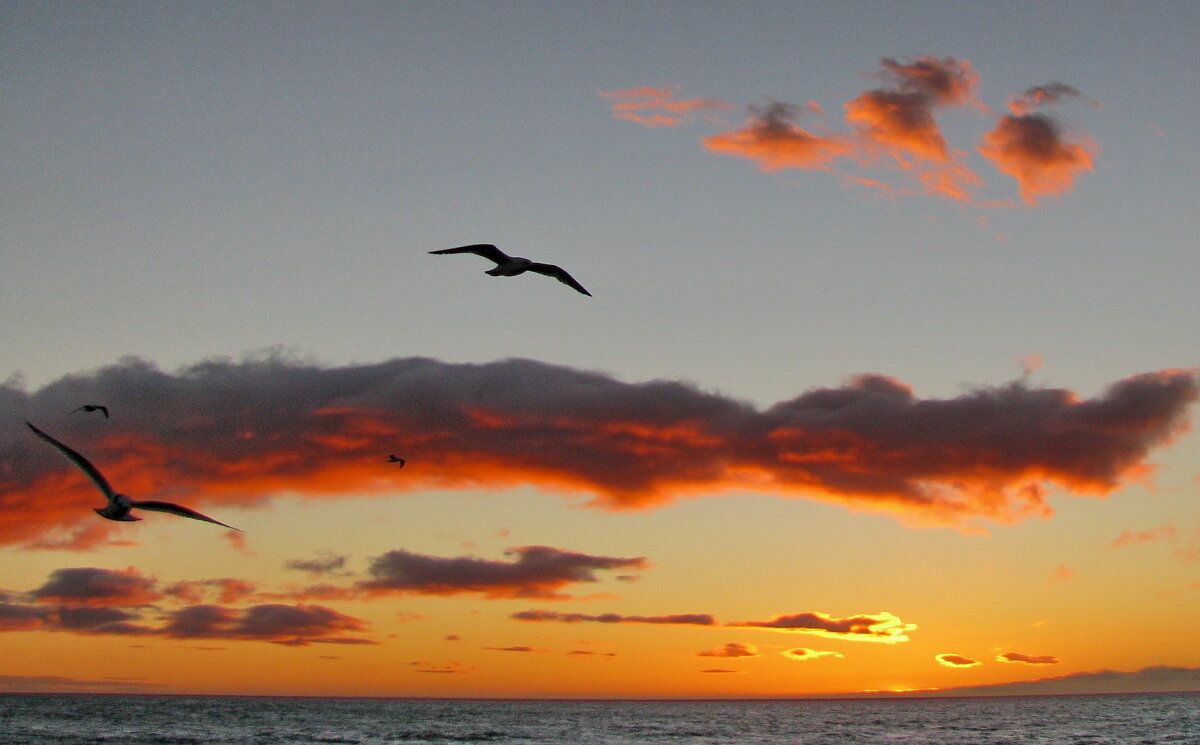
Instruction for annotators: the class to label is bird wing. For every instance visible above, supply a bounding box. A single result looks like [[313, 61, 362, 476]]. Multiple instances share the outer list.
[[130, 500, 243, 532], [428, 243, 510, 265], [527, 263, 592, 296], [26, 422, 118, 500]]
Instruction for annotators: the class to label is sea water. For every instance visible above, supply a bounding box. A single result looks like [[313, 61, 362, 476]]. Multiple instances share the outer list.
[[1, 692, 1196, 744]]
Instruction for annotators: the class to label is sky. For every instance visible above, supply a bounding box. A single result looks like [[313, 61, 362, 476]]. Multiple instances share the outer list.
[[2, 1, 1199, 699]]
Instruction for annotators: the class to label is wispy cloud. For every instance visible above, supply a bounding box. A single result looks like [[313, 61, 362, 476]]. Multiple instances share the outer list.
[[4, 356, 1195, 544], [600, 86, 731, 127], [512, 609, 716, 626]]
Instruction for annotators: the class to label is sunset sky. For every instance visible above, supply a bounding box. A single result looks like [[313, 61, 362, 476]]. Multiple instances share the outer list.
[[3, 1, 1199, 699]]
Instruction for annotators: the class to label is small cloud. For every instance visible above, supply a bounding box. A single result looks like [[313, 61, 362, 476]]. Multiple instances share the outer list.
[[699, 668, 742, 674], [782, 647, 844, 661], [1049, 564, 1076, 585], [997, 652, 1060, 665], [601, 86, 731, 127], [697, 642, 758, 658], [285, 553, 352, 577], [936, 653, 982, 668], [483, 645, 542, 653]]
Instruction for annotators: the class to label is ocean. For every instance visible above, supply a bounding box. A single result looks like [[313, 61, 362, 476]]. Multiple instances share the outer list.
[[1, 692, 1196, 744]]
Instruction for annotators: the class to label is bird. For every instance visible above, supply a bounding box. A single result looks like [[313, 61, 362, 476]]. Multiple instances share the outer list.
[[71, 404, 109, 418], [429, 243, 591, 296], [386, 455, 406, 467], [26, 421, 243, 532]]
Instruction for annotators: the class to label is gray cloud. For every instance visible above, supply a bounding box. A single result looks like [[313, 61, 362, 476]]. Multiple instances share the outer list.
[[359, 546, 647, 599], [4, 355, 1195, 544]]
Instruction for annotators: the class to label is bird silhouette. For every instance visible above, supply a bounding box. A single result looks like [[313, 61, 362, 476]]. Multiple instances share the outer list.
[[429, 243, 591, 296], [387, 455, 406, 467], [26, 422, 243, 531], [71, 405, 109, 418]]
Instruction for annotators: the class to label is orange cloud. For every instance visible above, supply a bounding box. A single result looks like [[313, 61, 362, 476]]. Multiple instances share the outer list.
[[4, 357, 1195, 544], [1110, 524, 1177, 548], [613, 57, 1101, 206], [997, 652, 1060, 665], [978, 113, 1095, 205], [703, 100, 853, 171], [936, 653, 982, 668]]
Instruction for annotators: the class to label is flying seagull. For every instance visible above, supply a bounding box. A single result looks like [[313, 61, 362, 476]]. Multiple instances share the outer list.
[[71, 405, 109, 418], [26, 421, 243, 532], [429, 243, 591, 296], [387, 455, 406, 467]]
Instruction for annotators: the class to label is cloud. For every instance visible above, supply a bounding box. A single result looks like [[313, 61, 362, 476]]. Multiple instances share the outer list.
[[285, 553, 352, 577], [731, 611, 915, 643], [409, 661, 474, 674], [511, 609, 716, 626], [163, 578, 258, 605], [1007, 83, 1094, 116], [4, 356, 1195, 541], [697, 642, 758, 658], [978, 113, 1095, 205], [484, 645, 541, 653], [1049, 564, 1076, 584], [783, 647, 844, 661], [997, 652, 1060, 665], [160, 603, 376, 646], [30, 567, 161, 607], [936, 653, 982, 668], [1110, 525, 1177, 548], [4, 566, 376, 646], [845, 56, 979, 165], [24, 523, 138, 552], [700, 668, 742, 674], [357, 545, 647, 600], [600, 86, 731, 127], [703, 100, 853, 171], [616, 57, 1100, 206]]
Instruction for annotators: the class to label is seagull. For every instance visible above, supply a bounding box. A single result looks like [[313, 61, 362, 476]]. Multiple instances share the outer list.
[[429, 243, 591, 296], [26, 421, 243, 532], [386, 455, 406, 467], [71, 405, 109, 418]]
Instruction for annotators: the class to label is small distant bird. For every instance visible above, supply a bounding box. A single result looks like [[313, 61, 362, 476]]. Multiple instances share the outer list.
[[26, 422, 243, 532], [387, 455, 406, 467], [430, 243, 591, 296], [71, 405, 109, 418]]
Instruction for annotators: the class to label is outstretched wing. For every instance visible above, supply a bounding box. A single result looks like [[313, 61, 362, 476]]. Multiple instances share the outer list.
[[131, 500, 243, 532], [26, 421, 117, 499], [429, 243, 510, 265], [527, 262, 592, 296]]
